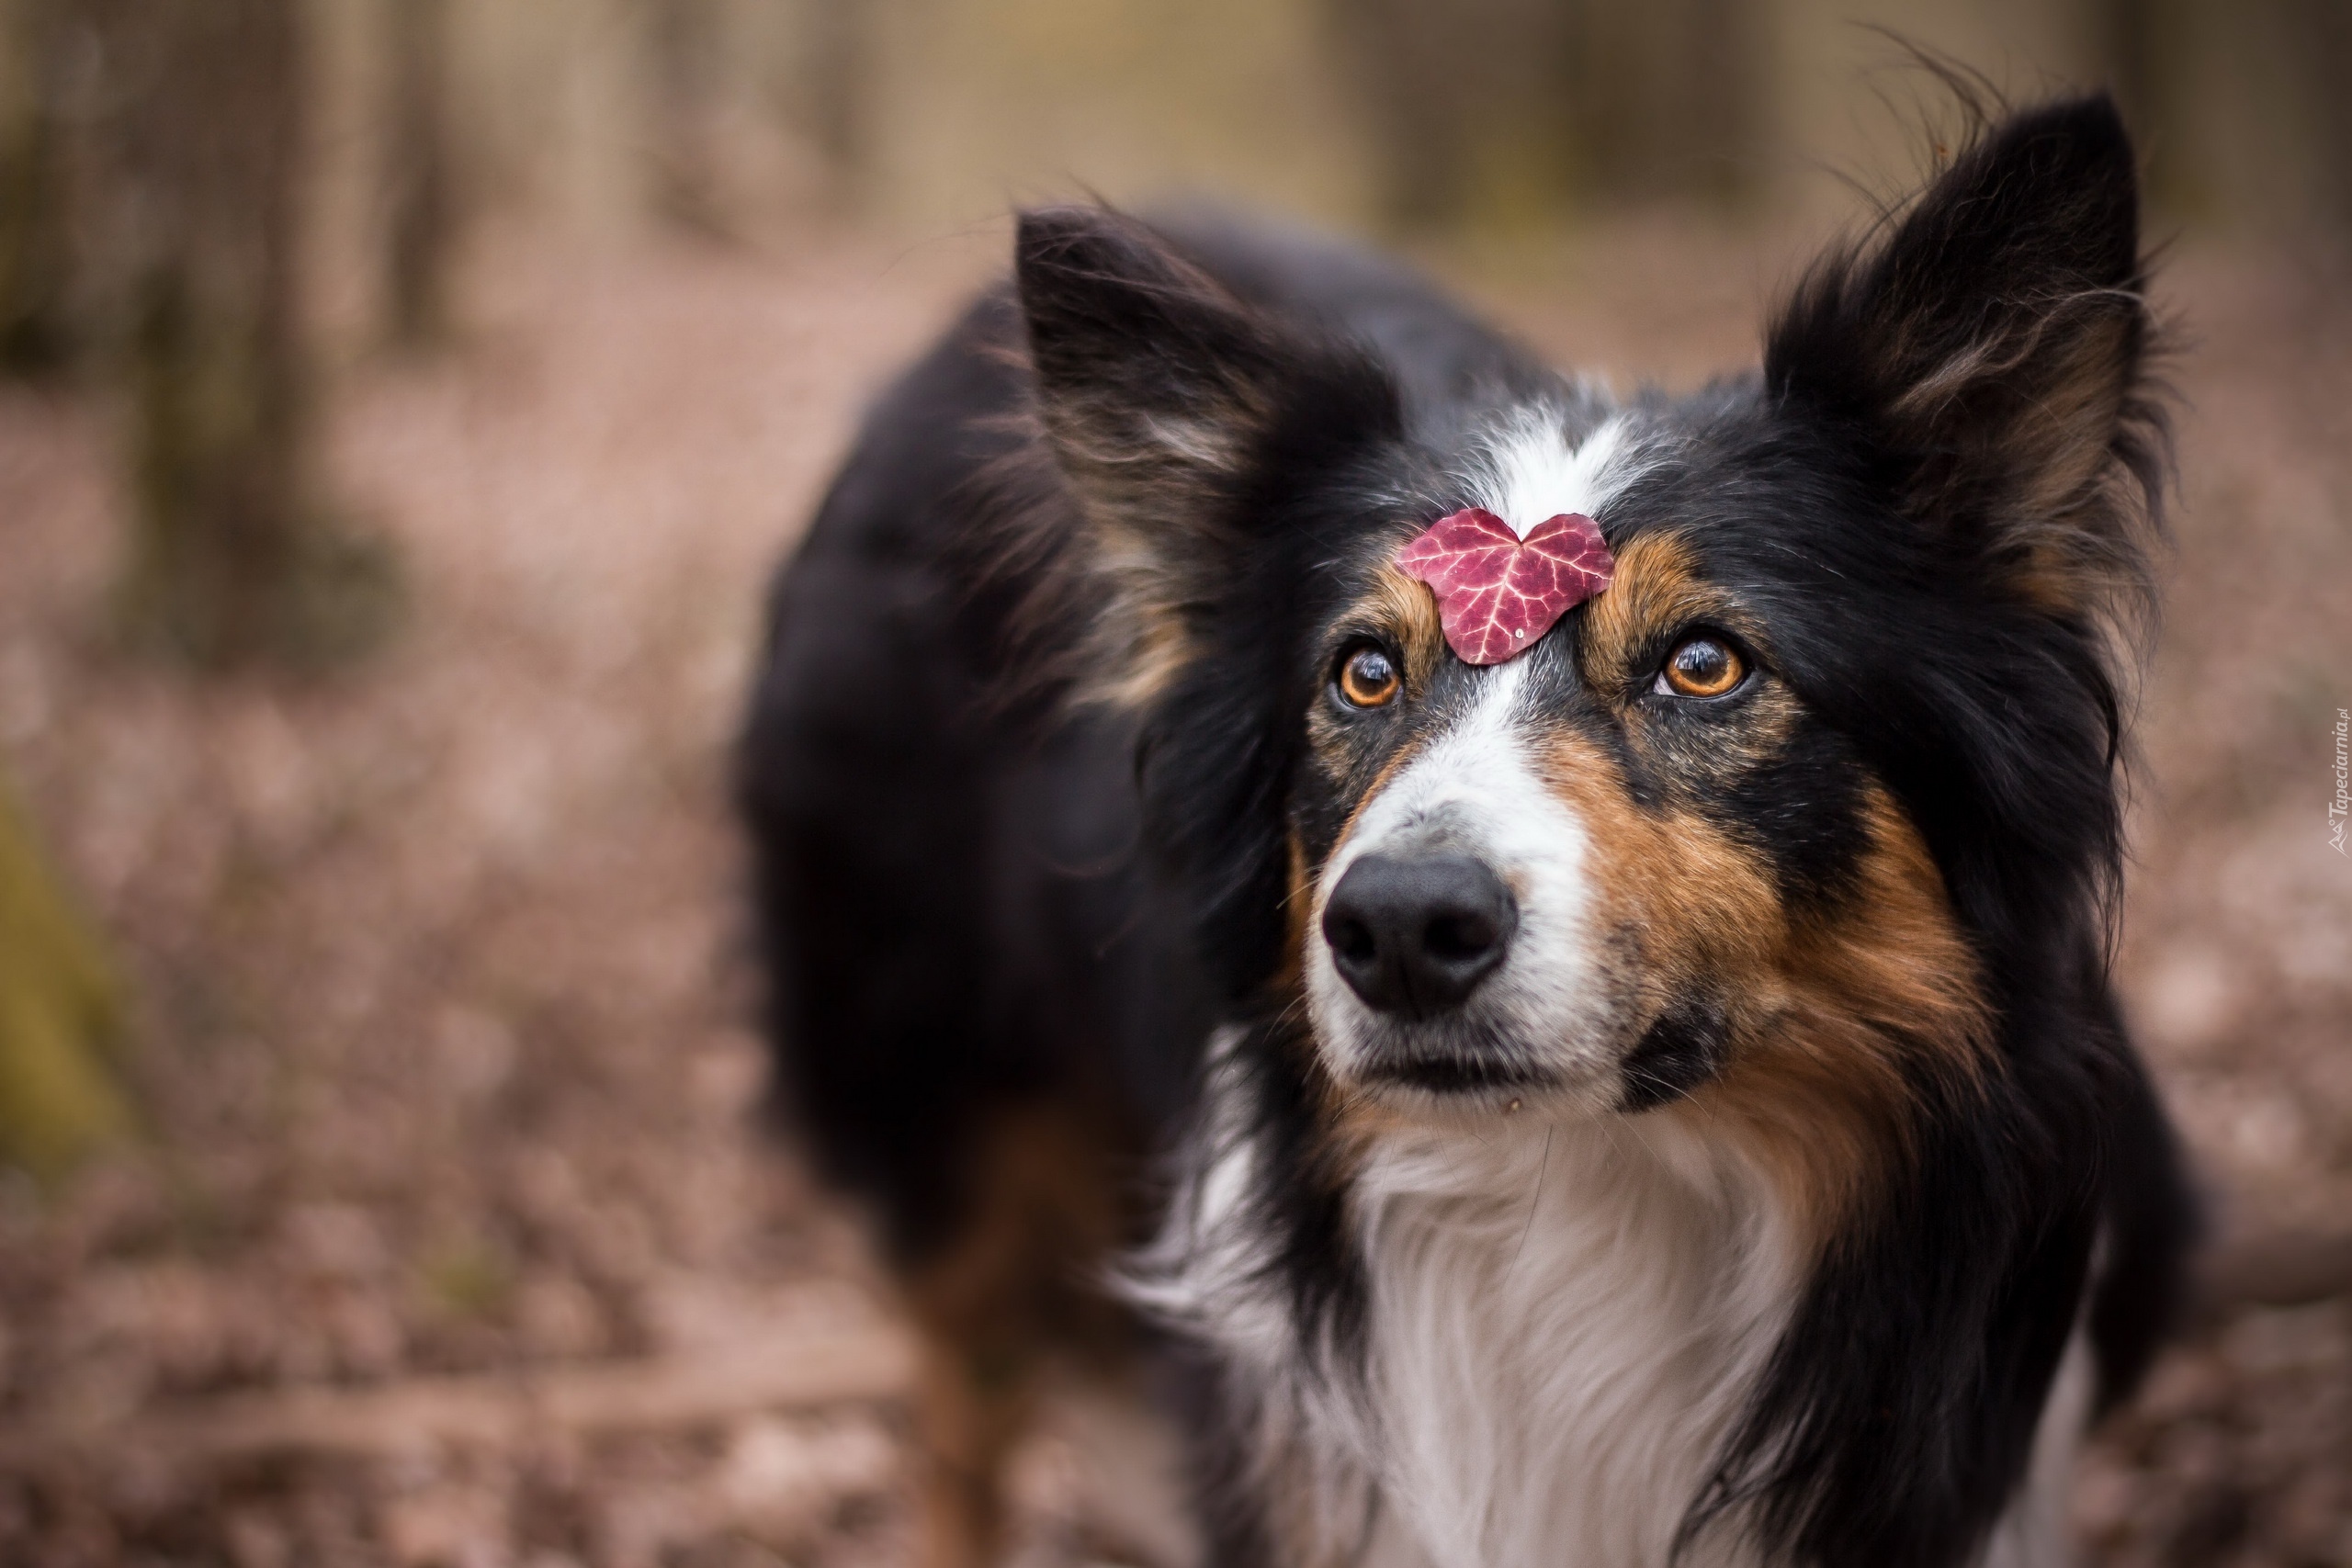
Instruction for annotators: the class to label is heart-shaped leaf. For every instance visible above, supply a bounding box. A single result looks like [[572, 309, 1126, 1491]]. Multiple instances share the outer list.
[[1396, 508, 1615, 665]]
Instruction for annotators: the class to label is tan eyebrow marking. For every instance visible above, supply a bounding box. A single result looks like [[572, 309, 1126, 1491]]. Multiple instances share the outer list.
[[1358, 562, 1444, 692], [1579, 531, 1718, 691]]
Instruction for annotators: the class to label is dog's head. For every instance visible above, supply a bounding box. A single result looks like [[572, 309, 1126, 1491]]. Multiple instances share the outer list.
[[1014, 97, 2160, 1180]]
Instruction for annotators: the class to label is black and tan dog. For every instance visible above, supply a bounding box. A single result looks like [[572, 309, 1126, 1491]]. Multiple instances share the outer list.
[[740, 94, 2193, 1568]]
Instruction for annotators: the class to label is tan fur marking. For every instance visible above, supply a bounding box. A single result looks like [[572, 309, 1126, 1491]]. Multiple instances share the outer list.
[[1281, 830, 1317, 989], [1671, 789, 1987, 1251], [1361, 564, 1445, 692], [1885, 300, 2149, 622], [2005, 316, 2141, 618], [1534, 713, 1984, 1255], [1578, 532, 1763, 698], [1583, 533, 1701, 657], [1040, 331, 1276, 712], [1532, 729, 1786, 1010], [1105, 605, 1196, 711], [903, 1101, 1134, 1568]]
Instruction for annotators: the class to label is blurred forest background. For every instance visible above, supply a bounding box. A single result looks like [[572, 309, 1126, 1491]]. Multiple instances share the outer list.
[[1, 1, 2349, 1566]]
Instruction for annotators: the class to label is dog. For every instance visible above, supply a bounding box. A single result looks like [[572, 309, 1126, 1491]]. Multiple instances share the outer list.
[[739, 92, 2194, 1568]]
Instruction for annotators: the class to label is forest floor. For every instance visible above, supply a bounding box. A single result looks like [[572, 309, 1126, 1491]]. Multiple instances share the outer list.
[[0, 211, 2347, 1568]]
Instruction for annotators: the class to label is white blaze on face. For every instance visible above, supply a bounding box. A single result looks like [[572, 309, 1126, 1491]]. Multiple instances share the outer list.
[[1305, 408, 1647, 1097], [1470, 407, 1635, 537], [1306, 657, 1621, 1097]]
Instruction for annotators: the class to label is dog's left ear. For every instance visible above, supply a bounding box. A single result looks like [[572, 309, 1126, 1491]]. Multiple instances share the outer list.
[[1016, 207, 1399, 709], [1766, 95, 2163, 615], [1015, 209, 1400, 996]]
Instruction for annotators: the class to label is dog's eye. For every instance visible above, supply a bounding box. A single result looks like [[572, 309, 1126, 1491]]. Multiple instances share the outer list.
[[1336, 645, 1402, 709], [1655, 636, 1746, 699]]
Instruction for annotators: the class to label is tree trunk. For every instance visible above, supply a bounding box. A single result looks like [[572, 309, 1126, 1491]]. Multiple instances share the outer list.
[[99, 0, 397, 669], [2096, 0, 2352, 231], [1327, 0, 1759, 229], [805, 0, 872, 208], [1328, 0, 1494, 228], [646, 0, 728, 235], [2275, 0, 2352, 228], [1566, 0, 1758, 207], [383, 0, 457, 347], [0, 0, 75, 373], [0, 781, 128, 1182]]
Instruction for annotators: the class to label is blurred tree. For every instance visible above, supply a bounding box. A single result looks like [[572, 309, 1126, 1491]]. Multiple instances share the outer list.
[[1562, 0, 1757, 207], [2296, 0, 2352, 226], [0, 780, 129, 1182], [1328, 0, 1533, 227], [383, 0, 458, 346], [0, 0, 75, 374], [646, 0, 728, 234], [96, 0, 398, 669], [2091, 0, 2350, 231], [1328, 0, 1759, 230], [804, 0, 873, 206]]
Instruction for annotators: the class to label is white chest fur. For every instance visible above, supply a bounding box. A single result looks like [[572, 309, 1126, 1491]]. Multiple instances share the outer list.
[[1142, 1062, 2106, 1568], [1140, 1081, 1807, 1568], [1341, 1116, 1801, 1568]]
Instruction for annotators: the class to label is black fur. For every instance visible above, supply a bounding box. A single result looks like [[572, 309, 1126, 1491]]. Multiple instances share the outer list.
[[738, 288, 1216, 1264], [1619, 998, 1732, 1111], [741, 93, 2194, 1568], [1682, 104, 2190, 1566]]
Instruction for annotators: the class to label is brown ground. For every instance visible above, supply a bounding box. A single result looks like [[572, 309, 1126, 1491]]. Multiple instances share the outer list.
[[0, 211, 2346, 1568]]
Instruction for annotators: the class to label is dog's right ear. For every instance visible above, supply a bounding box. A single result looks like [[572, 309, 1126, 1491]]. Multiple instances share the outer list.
[[1763, 96, 2163, 623], [1016, 207, 1398, 708]]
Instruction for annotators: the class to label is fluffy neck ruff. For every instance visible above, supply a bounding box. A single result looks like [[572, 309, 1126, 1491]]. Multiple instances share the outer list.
[[1137, 1039, 1805, 1568]]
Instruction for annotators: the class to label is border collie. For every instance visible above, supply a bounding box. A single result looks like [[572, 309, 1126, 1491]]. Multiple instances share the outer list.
[[740, 94, 2194, 1568]]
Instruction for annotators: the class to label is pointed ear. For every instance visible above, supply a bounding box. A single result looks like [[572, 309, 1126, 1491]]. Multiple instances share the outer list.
[[1766, 96, 2165, 616], [1016, 207, 1398, 705]]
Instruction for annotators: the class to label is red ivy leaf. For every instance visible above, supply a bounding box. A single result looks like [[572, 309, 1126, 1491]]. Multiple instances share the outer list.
[[1396, 508, 1615, 665]]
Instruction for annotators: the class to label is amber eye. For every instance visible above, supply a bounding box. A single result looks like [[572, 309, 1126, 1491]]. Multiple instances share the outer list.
[[1336, 645, 1402, 709], [1656, 635, 1746, 699]]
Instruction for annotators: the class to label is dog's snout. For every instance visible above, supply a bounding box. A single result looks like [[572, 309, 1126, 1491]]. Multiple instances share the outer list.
[[1321, 854, 1518, 1018]]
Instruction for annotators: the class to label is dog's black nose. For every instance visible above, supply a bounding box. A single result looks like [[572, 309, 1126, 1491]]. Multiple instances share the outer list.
[[1321, 854, 1517, 1017]]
